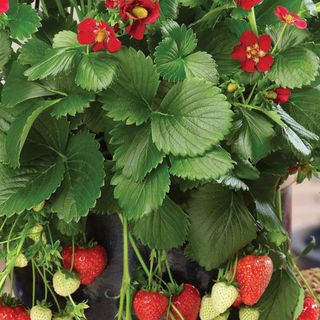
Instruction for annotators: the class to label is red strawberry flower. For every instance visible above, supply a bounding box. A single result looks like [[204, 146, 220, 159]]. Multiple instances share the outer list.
[[0, 0, 9, 14], [77, 18, 122, 53], [273, 87, 291, 104], [231, 30, 274, 73], [236, 0, 262, 10], [119, 0, 160, 40], [274, 6, 307, 29], [105, 0, 119, 9], [297, 295, 319, 320]]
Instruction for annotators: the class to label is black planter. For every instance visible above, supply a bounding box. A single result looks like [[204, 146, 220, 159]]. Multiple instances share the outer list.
[[14, 214, 214, 319]]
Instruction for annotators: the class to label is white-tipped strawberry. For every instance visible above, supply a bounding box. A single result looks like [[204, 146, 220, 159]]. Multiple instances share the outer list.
[[200, 295, 219, 320], [30, 305, 52, 320], [213, 311, 230, 320], [53, 270, 80, 297], [211, 282, 238, 316], [14, 253, 28, 268], [29, 224, 47, 244], [239, 307, 260, 320]]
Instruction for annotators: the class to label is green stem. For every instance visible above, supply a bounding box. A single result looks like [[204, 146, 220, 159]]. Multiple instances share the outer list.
[[271, 24, 287, 54], [0, 216, 7, 233], [43, 267, 48, 301], [248, 7, 258, 35], [246, 83, 257, 104], [164, 252, 175, 285], [32, 259, 36, 307], [148, 250, 155, 290], [54, 0, 66, 17], [40, 0, 49, 16], [80, 0, 85, 12], [171, 304, 185, 320], [276, 189, 283, 222], [6, 215, 20, 253], [87, 0, 92, 12]]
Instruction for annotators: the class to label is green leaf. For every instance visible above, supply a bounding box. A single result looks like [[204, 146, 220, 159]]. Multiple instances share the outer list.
[[159, 0, 179, 21], [133, 197, 189, 250], [25, 48, 79, 81], [187, 184, 256, 270], [267, 24, 310, 52], [289, 87, 320, 136], [1, 62, 54, 108], [110, 124, 165, 181], [257, 270, 303, 320], [19, 37, 51, 66], [8, 4, 41, 40], [53, 31, 80, 49], [112, 164, 170, 220], [151, 79, 233, 157], [217, 175, 249, 191], [0, 109, 15, 163], [75, 52, 119, 92], [234, 156, 260, 180], [51, 132, 105, 222], [102, 48, 159, 125], [0, 158, 65, 217], [268, 47, 319, 89], [180, 0, 205, 7], [231, 110, 275, 163], [155, 24, 218, 83], [170, 146, 234, 181], [51, 89, 94, 119], [6, 100, 60, 168], [0, 30, 11, 69]]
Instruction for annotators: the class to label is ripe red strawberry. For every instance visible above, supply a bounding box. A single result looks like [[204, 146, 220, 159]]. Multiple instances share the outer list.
[[232, 293, 242, 308], [133, 290, 169, 320], [0, 304, 15, 320], [62, 244, 107, 285], [297, 295, 319, 320], [236, 255, 273, 305], [15, 306, 31, 320], [169, 284, 201, 320]]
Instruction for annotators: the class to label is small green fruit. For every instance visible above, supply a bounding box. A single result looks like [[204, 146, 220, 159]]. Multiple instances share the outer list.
[[30, 305, 52, 320], [239, 307, 260, 320], [53, 317, 73, 320], [14, 253, 28, 268], [211, 282, 238, 316], [33, 201, 45, 212], [53, 270, 80, 297], [200, 295, 219, 320], [213, 311, 230, 320], [29, 225, 47, 244], [227, 82, 239, 93]]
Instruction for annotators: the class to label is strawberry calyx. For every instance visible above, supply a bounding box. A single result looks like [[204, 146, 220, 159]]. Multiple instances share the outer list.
[[0, 294, 23, 308]]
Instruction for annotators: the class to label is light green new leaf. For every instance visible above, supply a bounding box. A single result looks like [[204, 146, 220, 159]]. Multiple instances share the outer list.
[[25, 48, 79, 81], [75, 52, 119, 92], [112, 164, 170, 220], [102, 48, 159, 125], [170, 146, 234, 181], [0, 158, 65, 217], [6, 100, 60, 168], [151, 79, 233, 157], [133, 197, 189, 250], [268, 47, 319, 89], [217, 175, 249, 191], [1, 62, 54, 108], [8, 4, 41, 40], [187, 184, 256, 270], [0, 30, 11, 69], [53, 31, 80, 48], [110, 124, 165, 181], [232, 109, 275, 163], [19, 37, 51, 66], [257, 270, 304, 320], [51, 132, 105, 222]]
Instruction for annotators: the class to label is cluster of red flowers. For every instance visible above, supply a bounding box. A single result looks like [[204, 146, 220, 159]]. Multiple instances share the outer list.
[[77, 0, 160, 53], [0, 0, 9, 14]]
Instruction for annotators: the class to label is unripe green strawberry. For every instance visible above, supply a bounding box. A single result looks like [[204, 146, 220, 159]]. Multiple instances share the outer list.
[[53, 316, 73, 320], [213, 311, 230, 320], [30, 305, 52, 320], [239, 307, 260, 320], [33, 201, 45, 212], [14, 253, 28, 268], [200, 296, 219, 320], [53, 270, 80, 297], [29, 225, 47, 244], [211, 282, 238, 316], [227, 82, 239, 93]]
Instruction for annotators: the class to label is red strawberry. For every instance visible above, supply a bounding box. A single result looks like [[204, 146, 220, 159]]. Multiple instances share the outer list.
[[62, 244, 107, 285], [133, 290, 169, 320], [0, 304, 15, 320], [297, 295, 319, 320], [15, 306, 31, 320], [169, 284, 201, 320], [232, 293, 242, 308], [236, 255, 273, 305]]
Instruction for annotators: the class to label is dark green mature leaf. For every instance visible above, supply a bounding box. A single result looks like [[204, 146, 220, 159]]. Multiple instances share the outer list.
[[75, 52, 119, 91], [6, 100, 60, 168], [0, 158, 65, 217], [289, 87, 320, 136], [170, 146, 234, 181], [155, 24, 218, 83], [0, 109, 15, 163], [133, 197, 189, 250], [1, 63, 54, 108], [19, 37, 51, 66], [268, 47, 319, 89], [112, 164, 170, 220], [159, 0, 179, 21], [25, 48, 79, 81], [102, 48, 159, 125], [180, 0, 205, 7], [152, 79, 233, 157], [257, 270, 304, 320], [8, 4, 41, 40], [0, 30, 11, 69], [110, 124, 165, 181], [232, 110, 275, 163], [51, 132, 105, 222], [187, 184, 256, 270]]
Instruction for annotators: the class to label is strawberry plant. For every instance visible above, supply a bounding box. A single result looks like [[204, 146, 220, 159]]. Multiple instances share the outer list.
[[0, 0, 320, 319]]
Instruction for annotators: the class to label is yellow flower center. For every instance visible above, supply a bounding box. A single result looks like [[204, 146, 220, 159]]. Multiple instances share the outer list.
[[95, 29, 108, 43], [246, 43, 267, 64], [132, 6, 149, 19], [284, 14, 295, 24]]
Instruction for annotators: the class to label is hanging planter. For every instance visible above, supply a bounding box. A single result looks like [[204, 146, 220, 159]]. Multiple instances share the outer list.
[[0, 0, 320, 319]]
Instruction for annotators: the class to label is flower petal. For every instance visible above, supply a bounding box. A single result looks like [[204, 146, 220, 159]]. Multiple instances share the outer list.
[[294, 19, 308, 29], [77, 31, 96, 45], [92, 42, 107, 52], [240, 30, 258, 46], [258, 34, 272, 51], [107, 35, 122, 53], [257, 54, 274, 72], [276, 6, 289, 16], [126, 21, 146, 40], [231, 44, 247, 62], [242, 59, 256, 73], [78, 18, 98, 33], [0, 0, 9, 14], [144, 0, 160, 24]]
